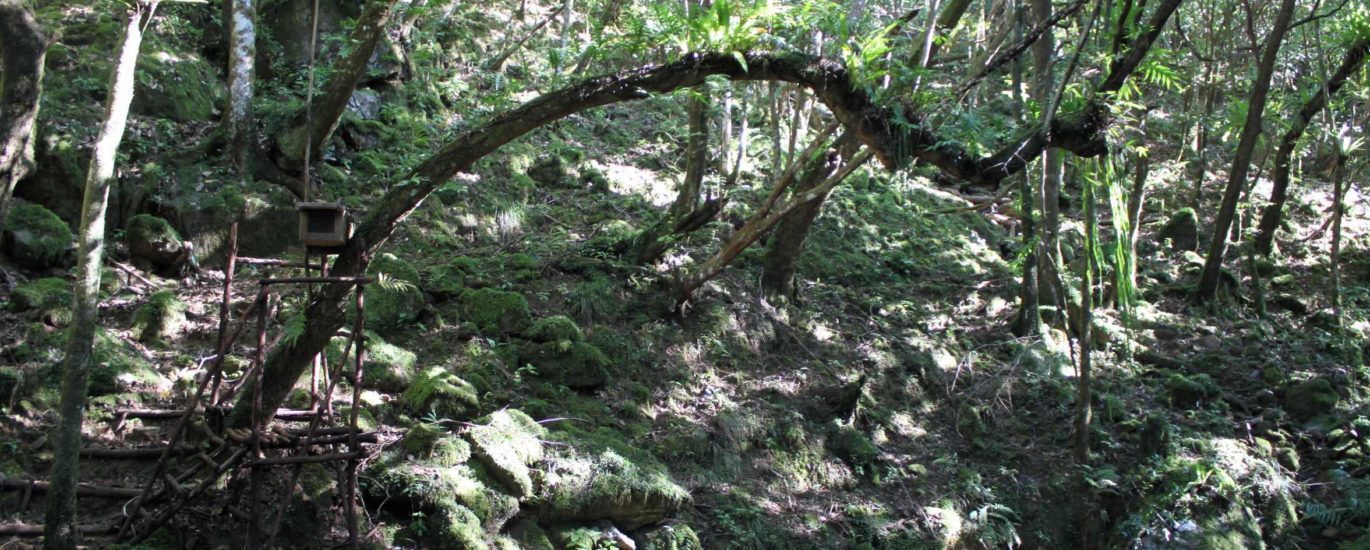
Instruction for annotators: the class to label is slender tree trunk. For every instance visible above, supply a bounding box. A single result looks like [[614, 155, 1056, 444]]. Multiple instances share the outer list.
[[1029, 0, 1062, 321], [720, 85, 733, 174], [1330, 151, 1346, 327], [224, 0, 256, 169], [1189, 77, 1214, 208], [0, 0, 47, 230], [556, 0, 574, 73], [760, 133, 859, 300], [1252, 37, 1370, 256], [279, 0, 399, 171], [1010, 0, 1044, 337], [43, 4, 151, 547], [768, 82, 783, 177], [1196, 0, 1296, 302], [1075, 161, 1095, 464], [632, 89, 713, 265]]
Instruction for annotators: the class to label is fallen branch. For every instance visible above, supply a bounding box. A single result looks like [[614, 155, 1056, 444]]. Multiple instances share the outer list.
[[0, 479, 143, 498]]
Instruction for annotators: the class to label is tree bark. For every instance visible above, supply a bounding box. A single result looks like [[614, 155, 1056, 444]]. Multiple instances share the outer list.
[[1196, 0, 1297, 301], [227, 26, 1181, 427], [1252, 36, 1370, 257], [279, 0, 399, 171], [677, 148, 872, 306], [44, 3, 151, 547], [0, 0, 47, 230], [760, 133, 858, 300], [224, 0, 256, 169], [631, 89, 713, 265]]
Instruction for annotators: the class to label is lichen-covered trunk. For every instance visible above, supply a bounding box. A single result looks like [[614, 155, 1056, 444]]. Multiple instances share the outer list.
[[760, 133, 858, 300], [1197, 0, 1296, 301], [224, 0, 256, 168], [43, 5, 148, 547], [1252, 37, 1370, 257], [279, 0, 398, 171], [0, 0, 47, 230]]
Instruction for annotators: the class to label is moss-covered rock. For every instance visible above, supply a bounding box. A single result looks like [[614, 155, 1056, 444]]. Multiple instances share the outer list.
[[1165, 372, 1220, 407], [365, 253, 426, 335], [3, 202, 72, 270], [1159, 208, 1200, 251], [17, 324, 161, 396], [508, 519, 555, 550], [125, 214, 185, 270], [526, 315, 584, 343], [459, 288, 531, 334], [422, 504, 489, 550], [1283, 378, 1339, 420], [131, 290, 186, 344], [399, 367, 480, 421], [828, 423, 880, 475], [516, 340, 610, 390], [8, 277, 72, 326], [633, 524, 703, 550], [364, 449, 518, 534], [398, 423, 472, 467], [527, 154, 573, 187], [327, 332, 415, 393], [463, 409, 547, 498], [133, 51, 225, 122], [538, 426, 691, 529]]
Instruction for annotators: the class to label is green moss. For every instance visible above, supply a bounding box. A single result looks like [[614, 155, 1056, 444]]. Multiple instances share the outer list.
[[364, 452, 517, 534], [1165, 372, 1220, 407], [636, 524, 703, 550], [133, 52, 225, 122], [423, 504, 489, 550], [516, 340, 610, 389], [509, 519, 555, 550], [539, 426, 691, 529], [327, 332, 415, 393], [1283, 378, 1339, 419], [8, 277, 72, 326], [20, 326, 160, 397], [399, 367, 480, 421], [463, 409, 546, 498], [125, 214, 184, 269], [399, 423, 472, 467], [365, 253, 426, 335], [458, 288, 532, 334], [3, 202, 72, 270], [527, 154, 572, 186], [526, 315, 584, 343], [131, 290, 186, 344], [828, 423, 880, 475]]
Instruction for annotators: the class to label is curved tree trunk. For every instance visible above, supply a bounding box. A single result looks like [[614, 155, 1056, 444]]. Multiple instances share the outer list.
[[1252, 36, 1370, 257], [1196, 0, 1297, 301], [226, 23, 1180, 427], [278, 0, 399, 171], [224, 0, 256, 169], [760, 133, 859, 300], [0, 0, 47, 230], [44, 4, 150, 546]]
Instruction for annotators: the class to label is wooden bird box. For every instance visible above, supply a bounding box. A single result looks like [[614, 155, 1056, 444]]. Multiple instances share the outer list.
[[297, 202, 350, 248]]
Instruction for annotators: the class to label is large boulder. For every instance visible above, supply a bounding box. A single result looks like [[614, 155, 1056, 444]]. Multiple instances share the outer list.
[[399, 367, 480, 421], [364, 457, 519, 533], [8, 277, 73, 326], [131, 290, 187, 344], [365, 253, 426, 335], [326, 331, 415, 393], [462, 410, 546, 499], [133, 52, 225, 122], [537, 426, 691, 529], [1158, 208, 1200, 252], [125, 214, 185, 271], [458, 288, 532, 334], [2, 202, 73, 270], [516, 340, 610, 390], [1284, 378, 1339, 420]]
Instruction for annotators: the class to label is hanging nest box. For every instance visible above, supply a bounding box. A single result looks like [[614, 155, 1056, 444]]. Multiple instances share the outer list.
[[297, 202, 351, 248]]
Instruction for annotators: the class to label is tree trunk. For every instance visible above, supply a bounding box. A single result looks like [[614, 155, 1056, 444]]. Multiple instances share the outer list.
[[43, 4, 150, 547], [1010, 0, 1043, 337], [279, 0, 399, 172], [1252, 37, 1370, 257], [760, 133, 859, 300], [678, 148, 872, 306], [0, 0, 47, 230], [1075, 159, 1095, 464], [1196, 0, 1296, 302], [224, 0, 256, 169], [1330, 150, 1346, 327], [631, 89, 712, 265], [1029, 0, 1062, 322], [225, 42, 1178, 428]]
